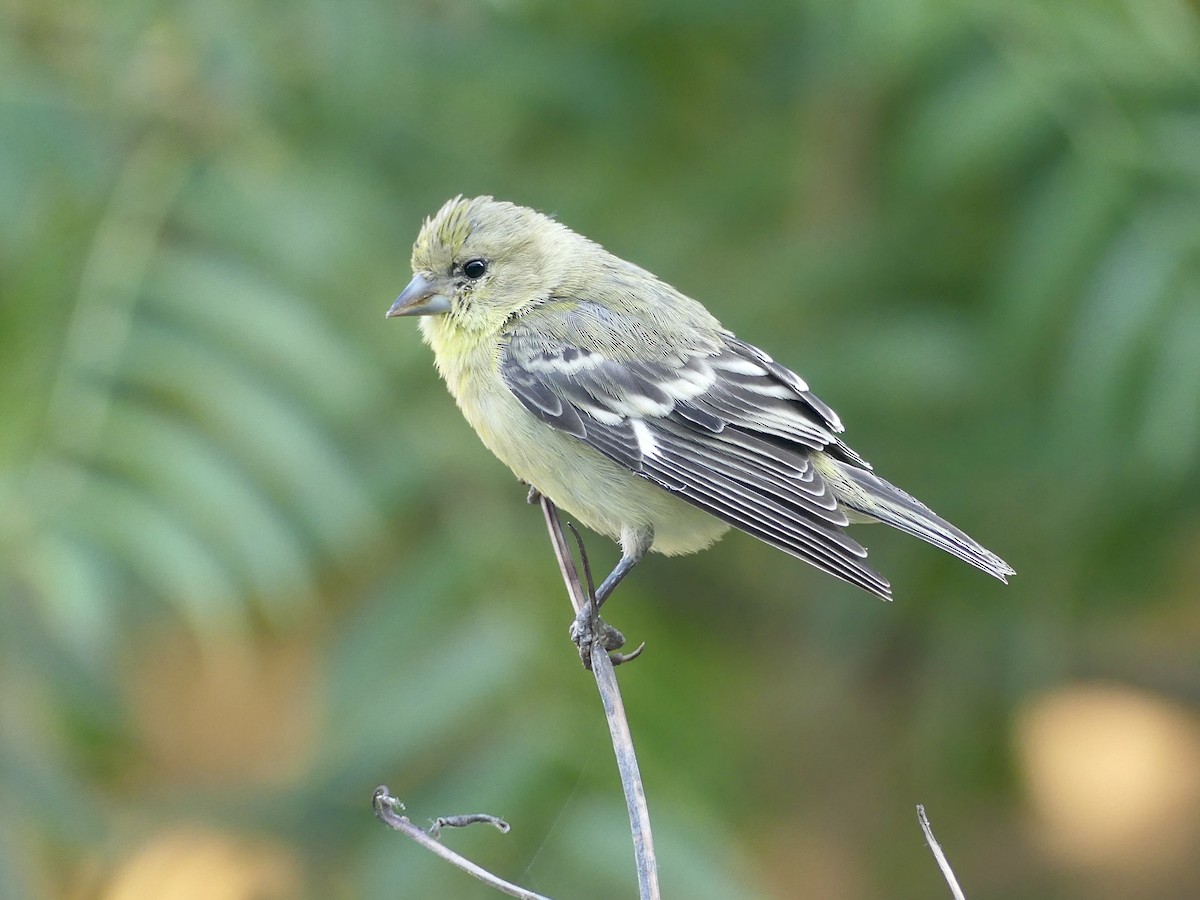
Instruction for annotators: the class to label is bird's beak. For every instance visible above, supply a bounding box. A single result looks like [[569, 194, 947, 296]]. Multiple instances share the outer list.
[[386, 274, 451, 318]]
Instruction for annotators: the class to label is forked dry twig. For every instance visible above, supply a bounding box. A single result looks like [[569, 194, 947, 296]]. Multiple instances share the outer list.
[[372, 787, 549, 900]]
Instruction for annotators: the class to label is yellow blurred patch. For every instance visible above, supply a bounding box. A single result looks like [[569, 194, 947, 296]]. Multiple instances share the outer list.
[[99, 828, 301, 900], [1016, 682, 1200, 874]]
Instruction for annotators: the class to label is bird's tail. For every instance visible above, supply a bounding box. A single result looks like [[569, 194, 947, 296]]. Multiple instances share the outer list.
[[837, 465, 1014, 582]]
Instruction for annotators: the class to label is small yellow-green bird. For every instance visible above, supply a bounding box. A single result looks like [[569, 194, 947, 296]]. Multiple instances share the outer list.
[[388, 196, 1013, 603]]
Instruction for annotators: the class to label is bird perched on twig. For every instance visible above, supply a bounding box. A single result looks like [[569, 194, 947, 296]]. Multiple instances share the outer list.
[[388, 196, 1013, 604]]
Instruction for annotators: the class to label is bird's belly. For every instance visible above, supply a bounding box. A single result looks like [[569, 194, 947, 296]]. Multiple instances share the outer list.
[[464, 382, 728, 556]]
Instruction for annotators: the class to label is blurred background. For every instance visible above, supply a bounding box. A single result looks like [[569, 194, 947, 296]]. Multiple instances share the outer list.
[[2, 0, 1199, 897]]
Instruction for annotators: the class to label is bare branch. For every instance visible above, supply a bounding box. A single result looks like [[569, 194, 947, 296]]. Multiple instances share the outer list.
[[540, 497, 661, 900], [372, 786, 550, 900], [917, 804, 966, 900]]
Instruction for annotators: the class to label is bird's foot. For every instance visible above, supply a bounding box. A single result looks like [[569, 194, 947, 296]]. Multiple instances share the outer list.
[[569, 605, 643, 669]]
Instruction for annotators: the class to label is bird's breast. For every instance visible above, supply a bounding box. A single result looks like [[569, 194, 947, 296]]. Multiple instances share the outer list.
[[419, 317, 728, 557]]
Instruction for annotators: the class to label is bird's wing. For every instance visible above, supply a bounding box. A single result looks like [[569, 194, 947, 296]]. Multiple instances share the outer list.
[[500, 300, 891, 598]]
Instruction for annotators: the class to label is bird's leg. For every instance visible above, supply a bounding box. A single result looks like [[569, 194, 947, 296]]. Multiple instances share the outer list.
[[594, 551, 642, 608], [594, 524, 653, 608]]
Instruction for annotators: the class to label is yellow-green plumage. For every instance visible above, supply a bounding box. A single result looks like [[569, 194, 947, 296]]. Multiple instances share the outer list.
[[389, 195, 1013, 600]]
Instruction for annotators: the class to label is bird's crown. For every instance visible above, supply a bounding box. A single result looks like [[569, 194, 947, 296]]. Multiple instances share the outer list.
[[413, 194, 488, 261]]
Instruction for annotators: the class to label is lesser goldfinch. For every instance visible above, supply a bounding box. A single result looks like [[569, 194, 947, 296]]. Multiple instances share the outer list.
[[388, 196, 1013, 602]]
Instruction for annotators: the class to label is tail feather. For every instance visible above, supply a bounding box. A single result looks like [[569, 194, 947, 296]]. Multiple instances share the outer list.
[[837, 466, 1014, 582]]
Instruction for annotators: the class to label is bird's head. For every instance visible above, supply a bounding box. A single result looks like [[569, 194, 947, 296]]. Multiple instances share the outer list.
[[388, 195, 581, 334]]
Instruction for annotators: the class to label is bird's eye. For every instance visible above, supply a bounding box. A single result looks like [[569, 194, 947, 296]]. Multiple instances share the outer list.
[[463, 259, 488, 279]]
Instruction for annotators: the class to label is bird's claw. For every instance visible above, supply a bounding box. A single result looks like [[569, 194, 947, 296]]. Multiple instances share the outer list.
[[609, 642, 645, 666]]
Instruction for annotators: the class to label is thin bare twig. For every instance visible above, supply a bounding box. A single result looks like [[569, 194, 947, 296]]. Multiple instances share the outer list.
[[540, 497, 661, 900], [917, 804, 967, 900], [372, 786, 550, 900], [540, 498, 588, 615]]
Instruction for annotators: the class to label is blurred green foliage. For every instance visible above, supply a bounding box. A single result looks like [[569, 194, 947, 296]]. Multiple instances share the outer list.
[[2, 0, 1199, 898]]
